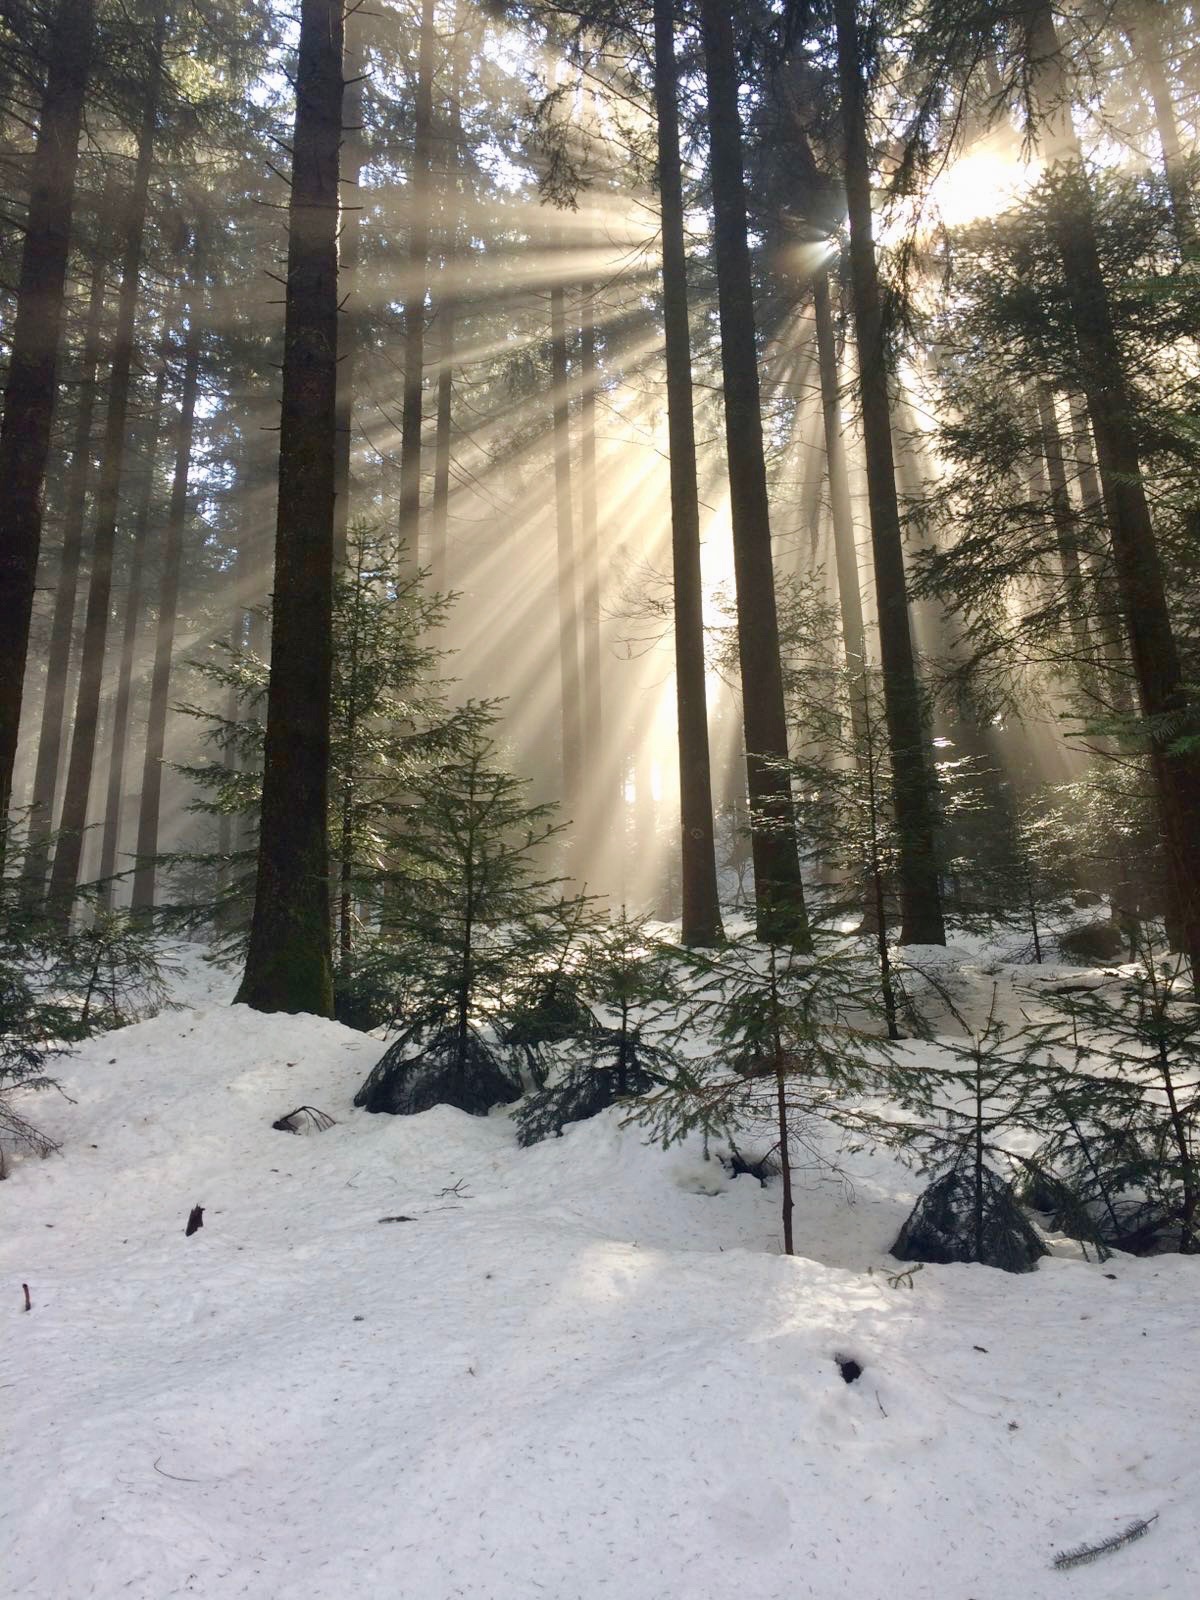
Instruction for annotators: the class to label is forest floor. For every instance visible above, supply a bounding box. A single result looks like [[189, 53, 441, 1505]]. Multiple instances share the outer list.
[[1, 939, 1196, 1599]]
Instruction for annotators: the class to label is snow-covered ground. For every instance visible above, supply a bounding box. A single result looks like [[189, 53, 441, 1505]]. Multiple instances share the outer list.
[[2, 945, 1196, 1599]]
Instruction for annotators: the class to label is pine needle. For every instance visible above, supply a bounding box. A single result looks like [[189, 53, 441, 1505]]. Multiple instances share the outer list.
[[1053, 1514, 1158, 1570]]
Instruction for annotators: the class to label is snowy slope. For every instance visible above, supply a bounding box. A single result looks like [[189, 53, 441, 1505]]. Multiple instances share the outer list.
[[2, 964, 1196, 1600]]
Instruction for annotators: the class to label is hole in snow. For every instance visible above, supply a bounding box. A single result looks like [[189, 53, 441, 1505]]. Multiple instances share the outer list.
[[836, 1355, 863, 1384]]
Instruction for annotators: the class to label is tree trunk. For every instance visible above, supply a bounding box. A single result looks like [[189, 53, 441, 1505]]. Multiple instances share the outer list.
[[812, 268, 869, 746], [550, 277, 583, 811], [235, 0, 343, 1015], [1028, 0, 1200, 986], [397, 0, 436, 578], [21, 198, 112, 897], [48, 12, 164, 917], [0, 0, 95, 826], [833, 0, 945, 945], [332, 18, 365, 568], [652, 0, 722, 947], [429, 296, 455, 593], [131, 306, 202, 911], [579, 286, 602, 760], [699, 0, 808, 947], [1122, 9, 1196, 258], [1034, 380, 1096, 689], [96, 339, 171, 901]]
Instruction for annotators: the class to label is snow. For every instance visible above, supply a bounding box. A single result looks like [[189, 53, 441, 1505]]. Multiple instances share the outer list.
[[2, 947, 1197, 1599]]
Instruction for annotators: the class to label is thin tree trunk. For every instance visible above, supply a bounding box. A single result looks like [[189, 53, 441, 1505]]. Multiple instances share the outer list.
[[429, 4, 466, 595], [235, 0, 343, 1015], [96, 339, 171, 901], [699, 0, 808, 947], [0, 0, 95, 825], [131, 305, 202, 911], [397, 0, 436, 578], [550, 277, 583, 810], [429, 296, 454, 592], [1123, 10, 1196, 258], [22, 200, 112, 896], [833, 0, 945, 945], [1035, 380, 1096, 687], [1028, 0, 1200, 986], [652, 0, 722, 946], [48, 12, 164, 917], [332, 16, 365, 567], [579, 285, 602, 759], [812, 268, 869, 747]]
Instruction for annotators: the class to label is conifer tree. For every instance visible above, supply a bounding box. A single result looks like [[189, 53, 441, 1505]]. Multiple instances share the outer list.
[[237, 0, 345, 1016], [0, 0, 96, 824], [353, 723, 570, 1115]]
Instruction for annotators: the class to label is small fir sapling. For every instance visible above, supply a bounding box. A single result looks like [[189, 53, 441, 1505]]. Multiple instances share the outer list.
[[515, 908, 684, 1145], [630, 935, 897, 1255], [1034, 951, 1200, 1253], [354, 726, 569, 1116], [889, 986, 1059, 1272]]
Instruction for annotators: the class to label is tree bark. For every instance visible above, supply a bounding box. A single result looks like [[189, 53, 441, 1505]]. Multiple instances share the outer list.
[[96, 336, 171, 901], [1122, 7, 1196, 258], [234, 0, 343, 1014], [652, 0, 722, 946], [21, 198, 112, 897], [332, 14, 365, 567], [1028, 0, 1200, 983], [397, 0, 436, 578], [48, 11, 164, 917], [0, 0, 95, 826], [812, 268, 869, 747], [832, 0, 945, 945], [699, 0, 808, 946], [131, 306, 202, 911]]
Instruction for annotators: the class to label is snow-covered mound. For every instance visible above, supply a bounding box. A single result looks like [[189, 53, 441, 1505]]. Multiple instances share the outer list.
[[2, 988, 1196, 1599]]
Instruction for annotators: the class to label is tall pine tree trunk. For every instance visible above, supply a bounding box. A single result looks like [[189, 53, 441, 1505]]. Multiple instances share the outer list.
[[49, 13, 164, 917], [699, 0, 808, 947], [22, 199, 112, 896], [235, 0, 343, 1014], [0, 0, 95, 826], [652, 0, 722, 946], [332, 15, 365, 566], [833, 0, 945, 945], [1028, 0, 1200, 981], [96, 340, 171, 900], [131, 304, 202, 911], [397, 0, 436, 578]]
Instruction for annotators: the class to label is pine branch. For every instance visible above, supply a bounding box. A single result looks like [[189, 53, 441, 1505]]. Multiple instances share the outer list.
[[1053, 1514, 1158, 1570]]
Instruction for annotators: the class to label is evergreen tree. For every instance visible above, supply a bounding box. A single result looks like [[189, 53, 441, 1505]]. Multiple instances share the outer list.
[[515, 906, 684, 1144], [237, 0, 345, 1016], [353, 723, 570, 1116], [632, 933, 896, 1254]]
